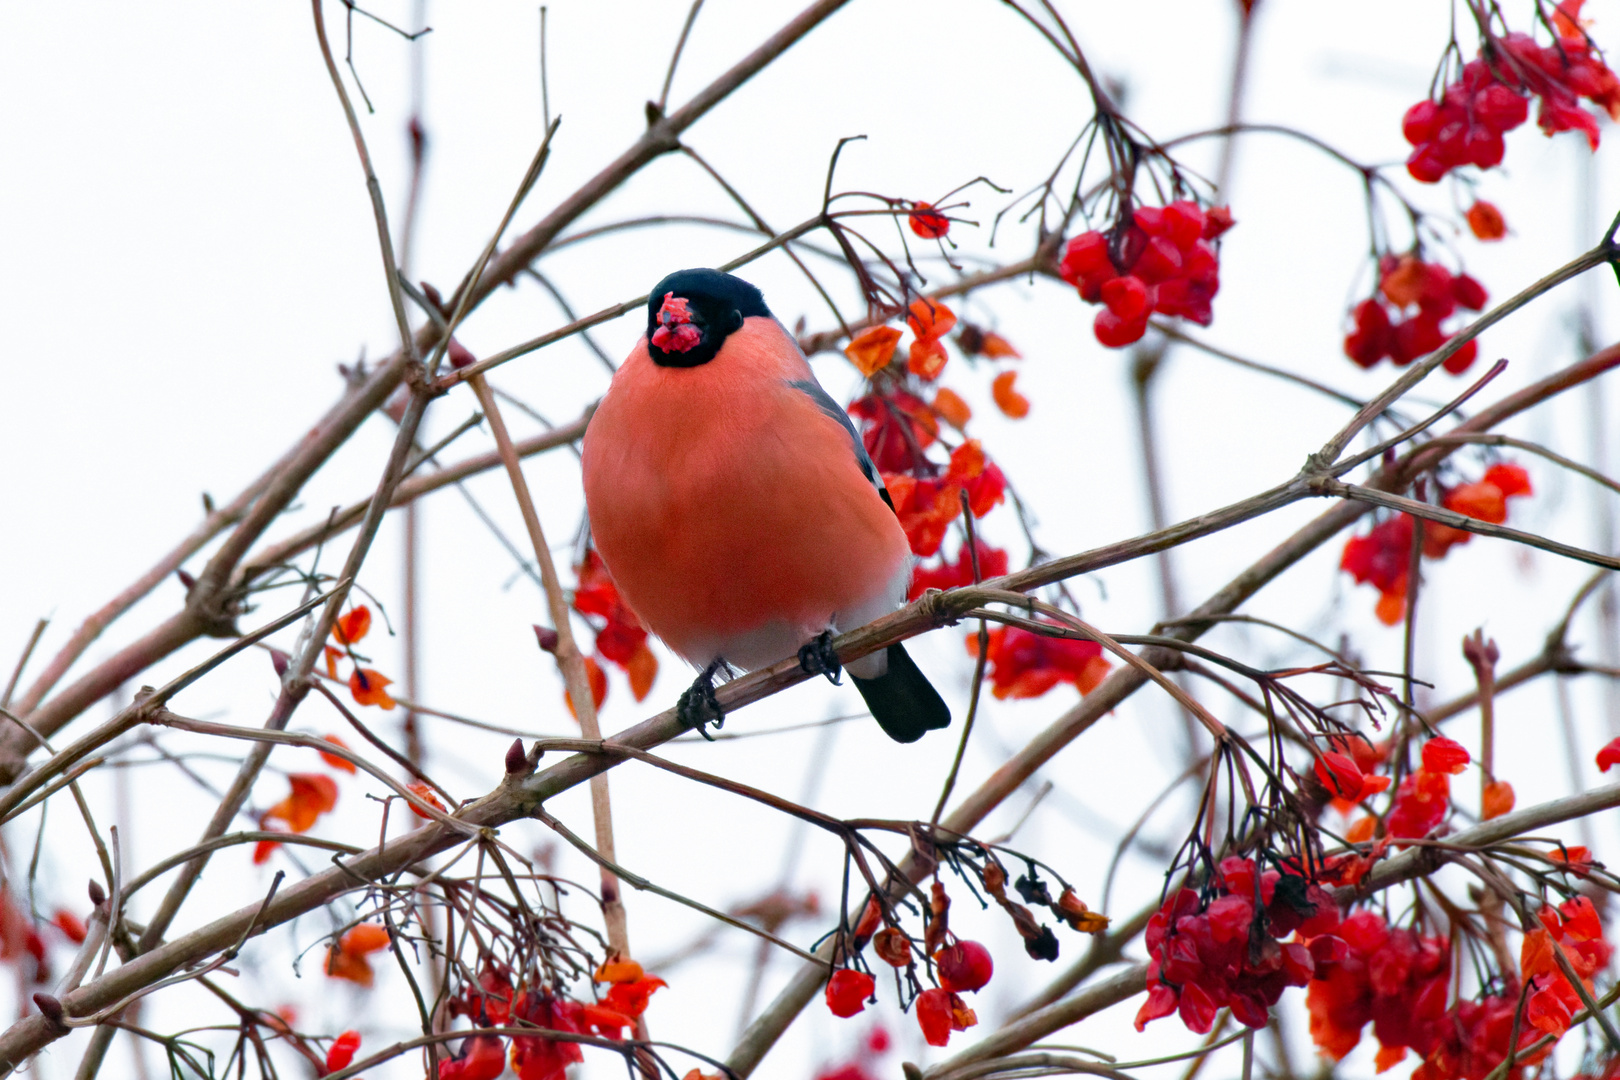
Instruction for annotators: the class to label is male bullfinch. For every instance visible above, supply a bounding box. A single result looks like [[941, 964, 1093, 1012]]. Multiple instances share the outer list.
[[580, 268, 951, 742]]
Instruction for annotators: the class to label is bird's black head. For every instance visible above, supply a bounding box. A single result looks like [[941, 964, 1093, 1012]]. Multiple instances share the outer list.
[[644, 268, 772, 368]]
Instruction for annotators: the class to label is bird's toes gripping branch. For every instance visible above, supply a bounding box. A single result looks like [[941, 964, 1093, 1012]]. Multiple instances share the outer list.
[[677, 659, 727, 740], [797, 630, 843, 686]]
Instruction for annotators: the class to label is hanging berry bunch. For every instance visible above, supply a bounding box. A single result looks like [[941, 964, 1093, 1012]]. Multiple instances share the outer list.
[[1343, 254, 1489, 373], [1404, 3, 1620, 183], [821, 839, 1107, 1048], [1340, 462, 1532, 625], [1136, 854, 1341, 1034], [1058, 201, 1235, 349]]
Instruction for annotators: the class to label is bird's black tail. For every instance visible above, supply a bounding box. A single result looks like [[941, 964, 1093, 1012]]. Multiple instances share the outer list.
[[851, 643, 951, 743]]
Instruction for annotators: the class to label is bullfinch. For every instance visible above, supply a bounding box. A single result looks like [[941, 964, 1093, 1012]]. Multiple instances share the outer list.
[[580, 268, 951, 742]]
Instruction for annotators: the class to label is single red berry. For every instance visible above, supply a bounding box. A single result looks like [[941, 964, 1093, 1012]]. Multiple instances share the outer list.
[[909, 202, 950, 240], [1442, 339, 1479, 374], [1421, 736, 1471, 774], [934, 940, 994, 993], [1093, 308, 1149, 348], [824, 969, 875, 1018], [1100, 275, 1150, 321]]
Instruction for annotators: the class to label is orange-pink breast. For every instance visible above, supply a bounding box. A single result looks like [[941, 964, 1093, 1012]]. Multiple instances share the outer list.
[[581, 319, 909, 666]]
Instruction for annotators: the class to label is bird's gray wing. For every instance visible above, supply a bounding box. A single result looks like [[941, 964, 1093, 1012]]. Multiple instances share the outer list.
[[787, 378, 894, 511]]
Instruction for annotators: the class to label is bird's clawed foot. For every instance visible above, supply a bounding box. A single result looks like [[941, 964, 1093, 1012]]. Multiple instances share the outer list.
[[798, 630, 843, 686], [678, 660, 726, 740]]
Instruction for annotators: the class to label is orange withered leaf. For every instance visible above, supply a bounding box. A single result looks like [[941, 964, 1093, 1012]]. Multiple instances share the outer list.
[[947, 439, 987, 482], [979, 331, 1021, 359], [407, 782, 447, 820], [908, 336, 948, 380], [603, 976, 666, 1018], [991, 371, 1030, 418], [1482, 778, 1515, 820], [872, 927, 912, 967], [263, 773, 338, 834], [1345, 815, 1378, 844], [625, 641, 658, 702], [333, 606, 372, 646], [564, 657, 608, 719], [844, 326, 902, 376], [326, 923, 392, 987], [348, 668, 396, 710], [252, 838, 280, 865], [1056, 888, 1110, 933], [932, 387, 972, 429], [319, 734, 356, 774], [1466, 200, 1507, 240], [51, 911, 86, 945], [323, 645, 342, 680], [594, 958, 645, 984], [907, 298, 957, 341]]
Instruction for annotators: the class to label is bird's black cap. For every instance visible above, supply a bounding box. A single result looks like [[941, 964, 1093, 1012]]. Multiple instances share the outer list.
[[645, 268, 772, 368]]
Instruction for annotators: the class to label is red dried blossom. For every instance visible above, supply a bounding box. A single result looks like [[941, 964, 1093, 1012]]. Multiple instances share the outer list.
[[1340, 515, 1414, 625], [910, 541, 1010, 600], [1421, 736, 1471, 774], [509, 993, 585, 1080], [825, 969, 875, 1018], [1386, 769, 1452, 842], [438, 1033, 506, 1080], [1403, 20, 1620, 184], [563, 657, 608, 719], [909, 202, 950, 240], [884, 473, 962, 557], [969, 622, 1111, 700], [848, 391, 938, 474], [908, 335, 948, 380], [51, 910, 86, 945], [324, 1030, 361, 1073], [1598, 735, 1620, 771], [1306, 911, 1451, 1065], [1139, 861, 1334, 1036], [907, 298, 957, 343], [915, 987, 977, 1046]]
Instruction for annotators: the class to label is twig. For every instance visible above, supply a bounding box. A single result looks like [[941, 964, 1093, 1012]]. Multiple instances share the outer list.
[[467, 374, 632, 962]]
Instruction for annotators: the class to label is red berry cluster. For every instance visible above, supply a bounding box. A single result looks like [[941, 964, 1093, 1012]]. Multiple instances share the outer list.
[[1385, 736, 1470, 842], [909, 540, 1010, 599], [1340, 463, 1532, 625], [1058, 200, 1233, 348], [563, 549, 659, 709], [1136, 857, 1340, 1034], [1306, 910, 1453, 1069], [967, 620, 1111, 701], [1404, 23, 1620, 183], [1308, 896, 1613, 1080], [1344, 255, 1488, 373], [442, 961, 667, 1080]]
